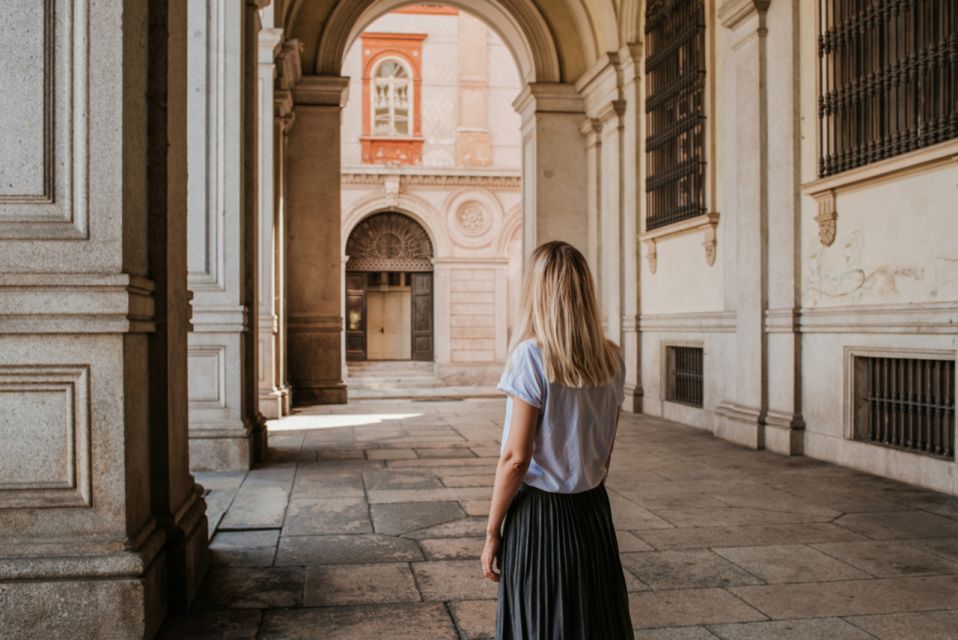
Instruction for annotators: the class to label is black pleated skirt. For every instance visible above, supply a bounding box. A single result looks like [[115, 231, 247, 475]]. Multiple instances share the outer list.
[[496, 482, 634, 640]]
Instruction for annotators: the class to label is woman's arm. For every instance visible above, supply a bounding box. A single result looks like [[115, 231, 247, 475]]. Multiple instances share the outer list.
[[481, 396, 538, 582], [605, 408, 621, 472]]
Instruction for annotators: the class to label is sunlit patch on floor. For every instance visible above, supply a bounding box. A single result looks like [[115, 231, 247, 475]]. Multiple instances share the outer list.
[[266, 413, 424, 432]]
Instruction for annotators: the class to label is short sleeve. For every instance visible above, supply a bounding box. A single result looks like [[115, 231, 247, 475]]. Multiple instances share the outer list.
[[497, 342, 546, 409]]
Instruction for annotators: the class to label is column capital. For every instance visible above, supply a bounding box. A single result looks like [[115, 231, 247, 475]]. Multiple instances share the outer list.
[[512, 83, 584, 118], [718, 0, 771, 29], [258, 28, 283, 64], [292, 75, 349, 108], [276, 39, 303, 92]]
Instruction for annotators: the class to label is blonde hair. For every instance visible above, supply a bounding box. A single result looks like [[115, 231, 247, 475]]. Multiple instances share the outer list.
[[508, 241, 621, 387]]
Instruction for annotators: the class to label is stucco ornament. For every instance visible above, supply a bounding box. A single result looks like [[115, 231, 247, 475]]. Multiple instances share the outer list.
[[455, 201, 491, 236], [813, 189, 838, 246], [383, 175, 401, 207]]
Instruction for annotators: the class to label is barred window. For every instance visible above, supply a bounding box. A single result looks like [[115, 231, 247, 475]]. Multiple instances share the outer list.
[[818, 1, 958, 177], [666, 346, 704, 407], [644, 0, 707, 230]]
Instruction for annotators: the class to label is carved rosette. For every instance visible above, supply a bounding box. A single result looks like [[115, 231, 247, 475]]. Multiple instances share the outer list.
[[813, 189, 837, 246], [346, 212, 433, 271], [455, 201, 491, 237]]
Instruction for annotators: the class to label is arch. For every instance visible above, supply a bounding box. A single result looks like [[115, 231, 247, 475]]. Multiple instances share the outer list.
[[343, 192, 451, 257], [293, 0, 564, 83], [497, 204, 524, 256], [345, 211, 433, 271]]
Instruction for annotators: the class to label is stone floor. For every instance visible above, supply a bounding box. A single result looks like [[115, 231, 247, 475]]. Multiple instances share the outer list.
[[160, 399, 958, 639]]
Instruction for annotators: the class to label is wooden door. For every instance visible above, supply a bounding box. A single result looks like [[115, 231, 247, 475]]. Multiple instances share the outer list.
[[382, 290, 410, 359], [366, 291, 385, 360], [345, 272, 367, 361], [410, 272, 433, 361]]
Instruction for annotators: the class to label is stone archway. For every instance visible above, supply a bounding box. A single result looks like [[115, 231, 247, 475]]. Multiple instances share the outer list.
[[344, 212, 435, 362]]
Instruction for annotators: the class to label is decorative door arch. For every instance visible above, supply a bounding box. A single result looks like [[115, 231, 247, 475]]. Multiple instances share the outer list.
[[345, 212, 434, 361]]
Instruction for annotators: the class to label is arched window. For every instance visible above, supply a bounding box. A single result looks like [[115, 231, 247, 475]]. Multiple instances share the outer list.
[[372, 58, 412, 137]]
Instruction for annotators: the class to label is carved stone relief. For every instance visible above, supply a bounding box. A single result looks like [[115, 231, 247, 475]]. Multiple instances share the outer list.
[[455, 201, 491, 236]]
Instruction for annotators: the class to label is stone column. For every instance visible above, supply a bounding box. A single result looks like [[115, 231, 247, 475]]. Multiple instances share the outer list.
[[619, 45, 644, 413], [715, 0, 771, 449], [274, 41, 301, 414], [513, 83, 588, 260], [286, 76, 350, 405], [257, 27, 284, 419], [186, 0, 264, 470], [0, 0, 204, 635]]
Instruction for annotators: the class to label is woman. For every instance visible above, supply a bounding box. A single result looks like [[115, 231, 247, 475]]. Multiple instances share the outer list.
[[481, 241, 634, 639]]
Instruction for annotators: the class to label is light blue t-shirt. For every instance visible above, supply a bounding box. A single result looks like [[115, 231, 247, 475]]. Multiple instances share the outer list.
[[497, 339, 625, 494]]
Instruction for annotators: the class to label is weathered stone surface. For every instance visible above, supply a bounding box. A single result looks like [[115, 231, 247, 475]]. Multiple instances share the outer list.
[[845, 610, 958, 639], [636, 523, 865, 550], [158, 610, 262, 639], [303, 563, 421, 605], [634, 628, 719, 640], [260, 604, 458, 639], [833, 512, 958, 540], [210, 530, 280, 567], [707, 618, 874, 640], [412, 559, 499, 601], [193, 567, 304, 610], [363, 470, 444, 491], [628, 588, 766, 628], [811, 540, 958, 577], [731, 575, 958, 619], [419, 536, 485, 560], [283, 497, 372, 535], [449, 600, 497, 640], [276, 534, 424, 565], [371, 501, 466, 535], [621, 550, 764, 590], [712, 544, 870, 583]]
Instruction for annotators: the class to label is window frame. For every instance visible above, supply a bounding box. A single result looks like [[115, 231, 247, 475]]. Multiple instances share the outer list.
[[370, 56, 414, 138]]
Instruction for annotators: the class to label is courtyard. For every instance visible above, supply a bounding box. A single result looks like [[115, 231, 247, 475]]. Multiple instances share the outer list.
[[160, 399, 958, 639]]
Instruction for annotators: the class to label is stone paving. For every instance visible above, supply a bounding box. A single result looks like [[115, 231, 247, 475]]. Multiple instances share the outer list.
[[160, 399, 958, 639]]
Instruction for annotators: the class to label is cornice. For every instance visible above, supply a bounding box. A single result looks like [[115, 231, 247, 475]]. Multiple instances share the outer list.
[[292, 75, 349, 107], [718, 0, 771, 29], [341, 169, 521, 189]]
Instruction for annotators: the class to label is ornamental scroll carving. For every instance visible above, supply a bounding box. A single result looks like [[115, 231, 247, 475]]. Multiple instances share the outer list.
[[346, 212, 433, 272]]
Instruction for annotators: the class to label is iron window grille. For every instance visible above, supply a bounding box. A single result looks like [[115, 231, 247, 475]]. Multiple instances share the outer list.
[[818, 0, 958, 178], [852, 355, 955, 460], [644, 0, 708, 230], [666, 346, 704, 407]]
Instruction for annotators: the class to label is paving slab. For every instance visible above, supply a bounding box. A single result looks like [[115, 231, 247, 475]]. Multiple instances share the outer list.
[[812, 539, 958, 577], [362, 469, 444, 491], [412, 559, 500, 601], [260, 604, 458, 640], [904, 536, 958, 563], [303, 563, 421, 606], [730, 574, 958, 619], [275, 533, 424, 565], [368, 487, 491, 504], [366, 448, 418, 460], [844, 610, 958, 639], [834, 511, 958, 540], [282, 497, 371, 536], [621, 550, 764, 590], [419, 536, 485, 560], [403, 516, 489, 539], [158, 610, 262, 640], [193, 567, 304, 610], [448, 600, 497, 640], [634, 627, 719, 640], [210, 530, 280, 567], [636, 523, 866, 550], [371, 501, 466, 535], [712, 544, 870, 583], [628, 588, 767, 628], [707, 617, 874, 639]]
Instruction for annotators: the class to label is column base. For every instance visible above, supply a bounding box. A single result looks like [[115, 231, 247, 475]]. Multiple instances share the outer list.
[[163, 485, 210, 611], [0, 526, 167, 639], [715, 402, 765, 449], [188, 421, 254, 471], [764, 410, 805, 456], [259, 388, 284, 419], [292, 382, 348, 406], [280, 384, 292, 414], [623, 384, 644, 414]]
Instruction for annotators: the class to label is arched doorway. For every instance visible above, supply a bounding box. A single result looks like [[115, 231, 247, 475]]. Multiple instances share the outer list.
[[345, 212, 434, 361]]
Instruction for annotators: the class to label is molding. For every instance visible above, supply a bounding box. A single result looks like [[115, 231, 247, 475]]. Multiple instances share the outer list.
[[0, 0, 88, 240], [639, 311, 737, 334], [292, 75, 349, 107], [0, 364, 91, 509], [287, 314, 343, 332], [798, 303, 958, 335], [190, 305, 251, 333], [276, 39, 303, 92], [0, 273, 155, 334], [803, 138, 958, 195], [341, 169, 521, 189], [764, 308, 801, 333], [640, 212, 721, 271], [512, 82, 584, 118], [718, 0, 771, 29], [258, 27, 283, 64]]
